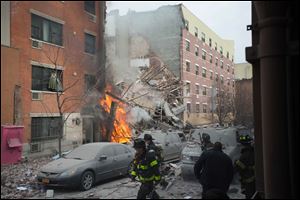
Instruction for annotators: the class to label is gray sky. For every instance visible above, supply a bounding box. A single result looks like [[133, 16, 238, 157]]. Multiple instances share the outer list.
[[107, 1, 251, 64]]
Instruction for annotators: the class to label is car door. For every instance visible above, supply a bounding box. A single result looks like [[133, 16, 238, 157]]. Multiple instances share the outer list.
[[95, 145, 116, 181], [172, 133, 182, 159], [114, 145, 133, 176]]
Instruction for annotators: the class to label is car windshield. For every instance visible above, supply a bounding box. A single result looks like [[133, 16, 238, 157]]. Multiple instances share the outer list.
[[65, 144, 100, 160], [140, 131, 165, 144]]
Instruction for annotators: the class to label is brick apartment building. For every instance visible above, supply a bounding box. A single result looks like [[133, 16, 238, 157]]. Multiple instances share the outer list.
[[1, 1, 106, 155], [106, 4, 235, 125]]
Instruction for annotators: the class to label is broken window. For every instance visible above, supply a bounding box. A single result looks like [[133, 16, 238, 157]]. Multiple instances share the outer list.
[[186, 61, 190, 72], [196, 84, 200, 94], [220, 60, 224, 69], [209, 55, 213, 63], [31, 14, 63, 46], [185, 40, 190, 51], [32, 65, 63, 92], [227, 64, 230, 72], [187, 103, 191, 113], [202, 68, 206, 78], [215, 74, 219, 82], [196, 104, 200, 113], [209, 38, 212, 47], [194, 27, 198, 37], [85, 74, 96, 92], [215, 58, 218, 67], [84, 1, 96, 15], [186, 82, 191, 95], [85, 33, 96, 54], [221, 76, 224, 84], [203, 104, 207, 113], [220, 46, 223, 56], [202, 50, 206, 60], [210, 71, 213, 80], [227, 51, 229, 59], [195, 65, 199, 75], [215, 42, 218, 51], [195, 46, 199, 56], [31, 117, 61, 141], [227, 79, 230, 86], [201, 32, 205, 42], [202, 87, 207, 96], [185, 19, 189, 31]]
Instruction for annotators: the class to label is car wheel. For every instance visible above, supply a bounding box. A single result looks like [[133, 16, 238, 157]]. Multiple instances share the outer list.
[[80, 171, 94, 191]]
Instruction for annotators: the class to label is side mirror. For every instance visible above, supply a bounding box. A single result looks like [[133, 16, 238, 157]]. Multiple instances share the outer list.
[[99, 155, 107, 161]]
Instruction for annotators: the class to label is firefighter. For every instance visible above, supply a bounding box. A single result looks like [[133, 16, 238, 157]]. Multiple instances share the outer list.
[[235, 135, 255, 199], [144, 134, 163, 162], [129, 138, 161, 199], [201, 133, 214, 151]]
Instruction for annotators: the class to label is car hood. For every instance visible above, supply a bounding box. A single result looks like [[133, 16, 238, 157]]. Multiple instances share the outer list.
[[40, 158, 89, 173]]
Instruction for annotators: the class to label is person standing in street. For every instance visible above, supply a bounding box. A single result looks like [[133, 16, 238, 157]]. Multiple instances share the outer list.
[[194, 142, 234, 199]]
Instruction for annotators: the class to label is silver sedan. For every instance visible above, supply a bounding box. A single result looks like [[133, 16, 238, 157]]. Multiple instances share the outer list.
[[37, 142, 134, 191]]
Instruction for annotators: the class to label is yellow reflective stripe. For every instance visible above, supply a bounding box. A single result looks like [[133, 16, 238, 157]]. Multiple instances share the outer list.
[[137, 165, 148, 170], [236, 160, 246, 170], [138, 175, 155, 182], [150, 160, 158, 167], [154, 175, 161, 181], [130, 171, 137, 176]]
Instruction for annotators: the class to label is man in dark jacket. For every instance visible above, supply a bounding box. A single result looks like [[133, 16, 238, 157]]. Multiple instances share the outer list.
[[194, 142, 234, 198]]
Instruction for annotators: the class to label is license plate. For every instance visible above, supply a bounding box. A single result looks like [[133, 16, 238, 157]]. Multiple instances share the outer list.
[[42, 178, 50, 184]]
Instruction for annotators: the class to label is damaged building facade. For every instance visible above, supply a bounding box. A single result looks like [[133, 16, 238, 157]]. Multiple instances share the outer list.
[[1, 1, 106, 156], [106, 4, 235, 126]]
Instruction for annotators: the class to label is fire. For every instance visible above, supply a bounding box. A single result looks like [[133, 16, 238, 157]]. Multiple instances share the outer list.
[[99, 86, 132, 143]]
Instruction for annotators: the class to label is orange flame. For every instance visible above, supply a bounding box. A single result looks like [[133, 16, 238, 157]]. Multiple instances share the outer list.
[[99, 86, 131, 143]]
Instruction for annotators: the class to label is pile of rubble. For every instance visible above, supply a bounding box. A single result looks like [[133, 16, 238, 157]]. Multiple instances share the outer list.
[[1, 156, 51, 199]]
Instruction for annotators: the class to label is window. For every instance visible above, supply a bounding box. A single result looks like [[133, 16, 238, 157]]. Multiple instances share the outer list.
[[232, 56, 234, 62], [220, 46, 223, 55], [227, 51, 229, 59], [210, 71, 213, 80], [85, 74, 96, 92], [196, 104, 200, 113], [195, 65, 199, 75], [196, 84, 200, 94], [209, 38, 212, 47], [227, 79, 230, 86], [221, 76, 224, 84], [209, 55, 213, 63], [85, 33, 96, 54], [227, 65, 230, 72], [84, 1, 95, 15], [203, 104, 207, 113], [232, 80, 235, 87], [186, 61, 190, 72], [215, 74, 219, 82], [215, 42, 218, 51], [31, 14, 63, 46], [220, 61, 224, 69], [202, 50, 206, 60], [202, 86, 207, 95], [187, 103, 191, 113], [31, 117, 61, 141], [194, 27, 198, 37], [185, 40, 190, 51], [186, 82, 191, 95], [195, 46, 199, 56], [201, 32, 206, 42], [202, 68, 206, 78], [215, 58, 218, 67], [232, 68, 234, 75], [185, 20, 189, 31], [32, 65, 63, 92], [101, 146, 115, 157]]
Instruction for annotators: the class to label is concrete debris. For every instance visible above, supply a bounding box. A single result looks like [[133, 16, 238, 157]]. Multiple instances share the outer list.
[[46, 189, 54, 199], [1, 156, 51, 199]]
